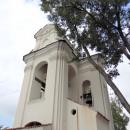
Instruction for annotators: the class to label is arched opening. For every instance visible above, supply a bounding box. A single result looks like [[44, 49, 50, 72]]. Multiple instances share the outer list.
[[82, 80, 92, 106], [68, 65, 76, 87], [30, 62, 48, 100], [68, 65, 76, 100], [25, 121, 42, 127]]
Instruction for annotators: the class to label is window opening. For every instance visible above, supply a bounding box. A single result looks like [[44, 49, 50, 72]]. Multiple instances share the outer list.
[[71, 109, 76, 115], [30, 63, 48, 100], [82, 80, 92, 106], [35, 77, 46, 97], [68, 65, 76, 100]]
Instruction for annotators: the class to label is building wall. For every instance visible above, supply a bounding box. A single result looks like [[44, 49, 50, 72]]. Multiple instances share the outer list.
[[66, 99, 98, 130], [14, 43, 62, 126], [78, 60, 108, 117], [66, 57, 114, 130], [14, 40, 74, 129], [66, 99, 111, 130], [96, 114, 109, 130], [14, 24, 114, 130]]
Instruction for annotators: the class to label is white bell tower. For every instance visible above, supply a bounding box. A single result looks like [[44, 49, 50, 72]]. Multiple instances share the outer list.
[[14, 24, 114, 130]]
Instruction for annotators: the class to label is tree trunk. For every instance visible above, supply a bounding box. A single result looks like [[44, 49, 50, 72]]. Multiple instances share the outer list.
[[83, 45, 130, 114], [118, 28, 130, 53]]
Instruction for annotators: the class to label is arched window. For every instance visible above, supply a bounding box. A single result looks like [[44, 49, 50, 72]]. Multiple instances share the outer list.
[[68, 65, 76, 87], [68, 65, 76, 100], [82, 80, 92, 106], [30, 62, 48, 100], [25, 121, 42, 127]]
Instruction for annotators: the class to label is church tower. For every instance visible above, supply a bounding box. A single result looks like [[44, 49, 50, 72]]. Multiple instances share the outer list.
[[14, 24, 114, 130]]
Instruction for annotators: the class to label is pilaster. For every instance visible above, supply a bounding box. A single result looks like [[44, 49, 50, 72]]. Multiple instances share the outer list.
[[50, 43, 68, 130]]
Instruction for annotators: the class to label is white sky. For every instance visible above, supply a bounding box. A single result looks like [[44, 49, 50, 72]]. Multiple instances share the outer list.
[[0, 0, 129, 129]]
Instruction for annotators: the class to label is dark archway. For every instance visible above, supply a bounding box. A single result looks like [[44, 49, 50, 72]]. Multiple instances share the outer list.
[[25, 121, 42, 127], [82, 80, 92, 106], [68, 65, 77, 101]]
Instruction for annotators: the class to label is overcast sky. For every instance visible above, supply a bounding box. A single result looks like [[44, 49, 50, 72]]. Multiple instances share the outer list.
[[0, 0, 129, 129]]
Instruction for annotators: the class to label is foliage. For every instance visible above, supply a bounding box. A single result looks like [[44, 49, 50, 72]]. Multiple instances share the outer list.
[[40, 0, 130, 77], [111, 97, 129, 130], [40, 0, 130, 114]]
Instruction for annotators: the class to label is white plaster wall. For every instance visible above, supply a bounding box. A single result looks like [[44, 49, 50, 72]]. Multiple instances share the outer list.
[[66, 99, 98, 130], [22, 53, 57, 126], [99, 74, 114, 130], [14, 63, 33, 127], [14, 40, 74, 129], [68, 62, 79, 102], [78, 60, 114, 130], [14, 43, 59, 126], [78, 67, 105, 116], [34, 25, 63, 51], [68, 76, 78, 102], [30, 80, 41, 100], [14, 24, 114, 130], [50, 43, 72, 130], [96, 114, 109, 130], [20, 125, 52, 130]]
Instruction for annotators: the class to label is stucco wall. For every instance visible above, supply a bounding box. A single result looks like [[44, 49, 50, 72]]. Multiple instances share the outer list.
[[14, 25, 114, 130], [14, 44, 60, 126], [66, 99, 98, 130], [96, 114, 109, 130], [78, 61, 109, 118]]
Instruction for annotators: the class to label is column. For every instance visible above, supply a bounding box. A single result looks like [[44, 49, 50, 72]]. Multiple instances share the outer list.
[[51, 43, 68, 130]]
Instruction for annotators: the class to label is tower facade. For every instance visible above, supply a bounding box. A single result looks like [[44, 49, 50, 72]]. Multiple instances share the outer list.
[[14, 24, 114, 130]]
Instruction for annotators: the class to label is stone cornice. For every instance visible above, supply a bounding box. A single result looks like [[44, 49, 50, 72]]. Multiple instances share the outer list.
[[78, 54, 104, 69], [79, 54, 104, 65], [23, 40, 76, 63]]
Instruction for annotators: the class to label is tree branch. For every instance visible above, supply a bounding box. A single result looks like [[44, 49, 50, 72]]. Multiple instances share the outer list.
[[116, 5, 130, 53], [72, 2, 130, 61], [122, 47, 130, 60], [82, 45, 130, 114]]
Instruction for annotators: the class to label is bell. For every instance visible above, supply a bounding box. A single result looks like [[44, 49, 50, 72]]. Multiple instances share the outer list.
[[83, 93, 87, 99], [86, 93, 92, 105]]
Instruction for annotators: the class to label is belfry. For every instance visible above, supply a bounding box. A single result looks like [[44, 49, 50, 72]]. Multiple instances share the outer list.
[[13, 24, 114, 130]]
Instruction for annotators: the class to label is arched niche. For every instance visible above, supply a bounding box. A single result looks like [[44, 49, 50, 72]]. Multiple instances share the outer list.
[[25, 121, 42, 127], [68, 65, 76, 86], [68, 65, 76, 100], [82, 80, 92, 106], [30, 61, 48, 100]]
